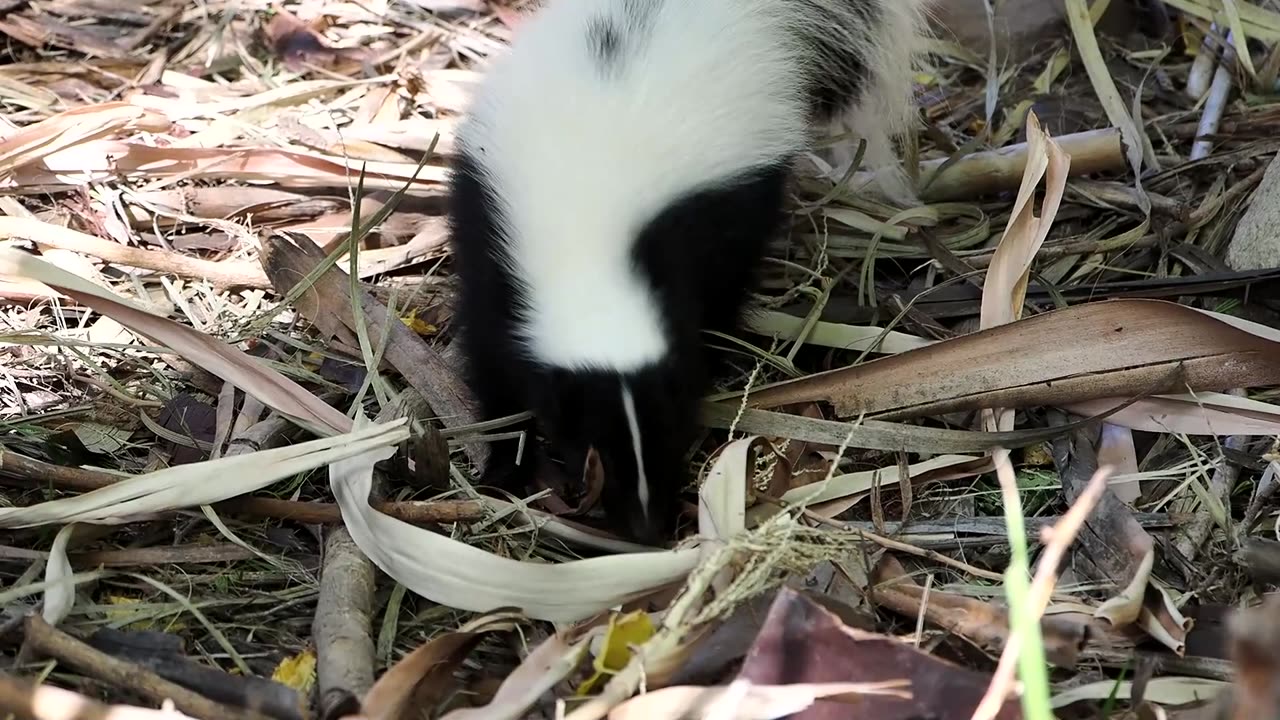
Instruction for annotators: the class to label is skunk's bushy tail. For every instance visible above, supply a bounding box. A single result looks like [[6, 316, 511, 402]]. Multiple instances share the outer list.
[[790, 0, 933, 201]]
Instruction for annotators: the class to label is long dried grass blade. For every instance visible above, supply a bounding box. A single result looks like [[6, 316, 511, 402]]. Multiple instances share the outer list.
[[1064, 0, 1160, 189], [1065, 392, 1280, 436], [0, 420, 409, 528], [608, 680, 911, 720], [329, 419, 701, 624]]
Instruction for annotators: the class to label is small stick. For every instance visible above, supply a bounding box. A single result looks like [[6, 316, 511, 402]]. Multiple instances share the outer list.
[[0, 217, 270, 290], [21, 614, 270, 720], [1186, 22, 1223, 99], [1191, 31, 1238, 161], [0, 447, 488, 525], [756, 494, 1006, 582]]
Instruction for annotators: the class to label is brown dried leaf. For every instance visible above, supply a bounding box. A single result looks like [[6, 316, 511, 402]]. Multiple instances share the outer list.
[[265, 8, 370, 71], [871, 555, 1091, 669], [734, 586, 1019, 720], [0, 13, 130, 57], [440, 629, 599, 720], [361, 613, 516, 720], [1053, 425, 1190, 654], [743, 299, 1280, 426]]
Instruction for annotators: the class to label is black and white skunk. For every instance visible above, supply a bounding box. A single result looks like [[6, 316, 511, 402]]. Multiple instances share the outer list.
[[447, 0, 928, 544]]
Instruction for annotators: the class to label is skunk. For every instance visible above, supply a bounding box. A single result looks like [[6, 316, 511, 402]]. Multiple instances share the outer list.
[[447, 0, 928, 544]]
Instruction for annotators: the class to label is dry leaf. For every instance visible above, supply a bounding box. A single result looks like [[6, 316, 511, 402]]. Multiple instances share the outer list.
[[329, 417, 701, 624], [749, 454, 989, 525], [871, 555, 1091, 669], [1054, 425, 1191, 654], [978, 110, 1070, 432], [1067, 392, 1280, 436], [0, 246, 351, 434], [0, 421, 409, 529], [440, 629, 600, 720], [735, 586, 1016, 720], [361, 613, 515, 720], [265, 8, 370, 71], [745, 311, 932, 355], [5, 141, 446, 194], [1050, 677, 1228, 711], [0, 101, 170, 177], [742, 299, 1280, 426]]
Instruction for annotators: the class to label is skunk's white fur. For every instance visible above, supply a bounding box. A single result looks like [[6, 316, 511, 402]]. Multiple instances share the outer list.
[[457, 0, 930, 372]]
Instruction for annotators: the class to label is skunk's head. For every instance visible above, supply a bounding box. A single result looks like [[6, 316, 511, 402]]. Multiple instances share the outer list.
[[529, 362, 699, 545]]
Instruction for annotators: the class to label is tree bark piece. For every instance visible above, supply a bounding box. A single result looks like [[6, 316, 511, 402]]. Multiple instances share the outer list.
[[312, 529, 377, 702]]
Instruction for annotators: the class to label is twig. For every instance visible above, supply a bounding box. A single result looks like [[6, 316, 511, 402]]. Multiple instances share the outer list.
[[972, 464, 1113, 720], [21, 615, 270, 720], [0, 217, 270, 290], [87, 628, 306, 720], [779, 501, 1006, 582], [0, 447, 488, 525], [1174, 432, 1247, 562], [1191, 31, 1238, 161], [312, 394, 420, 710], [0, 543, 257, 566], [1186, 22, 1223, 99], [259, 233, 484, 467]]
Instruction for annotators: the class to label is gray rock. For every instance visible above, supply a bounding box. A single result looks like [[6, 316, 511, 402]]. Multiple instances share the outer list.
[[1227, 153, 1280, 271]]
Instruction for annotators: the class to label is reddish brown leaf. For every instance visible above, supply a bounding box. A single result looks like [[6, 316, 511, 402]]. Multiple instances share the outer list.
[[264, 8, 368, 71], [736, 586, 1022, 720]]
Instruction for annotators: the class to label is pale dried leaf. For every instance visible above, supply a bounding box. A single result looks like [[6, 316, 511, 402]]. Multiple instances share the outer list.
[[0, 421, 409, 528], [608, 680, 910, 720], [1066, 392, 1280, 436], [0, 101, 170, 176], [329, 418, 701, 624], [979, 111, 1070, 432], [440, 630, 600, 720], [41, 523, 77, 626], [698, 438, 756, 545], [1049, 677, 1228, 710], [745, 311, 932, 355]]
